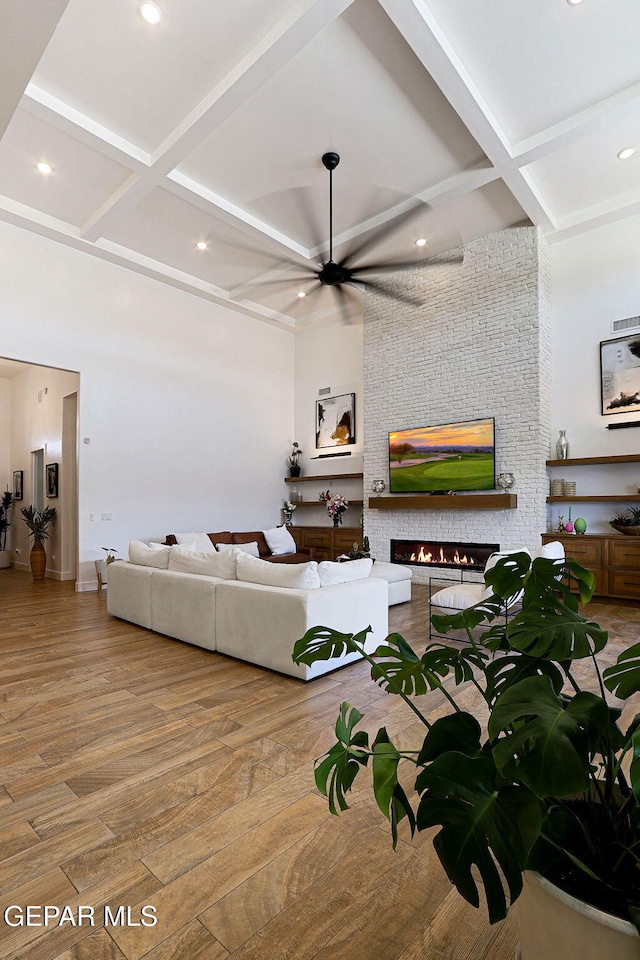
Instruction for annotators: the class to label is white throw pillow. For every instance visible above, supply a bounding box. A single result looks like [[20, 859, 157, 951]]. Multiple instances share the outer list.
[[129, 540, 171, 568], [174, 532, 216, 553], [168, 544, 239, 579], [236, 553, 320, 589], [533, 541, 565, 561], [216, 541, 260, 558], [148, 541, 168, 550], [263, 525, 297, 556], [318, 557, 373, 587]]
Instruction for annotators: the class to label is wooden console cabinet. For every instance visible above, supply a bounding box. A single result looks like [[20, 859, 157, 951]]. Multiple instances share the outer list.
[[541, 533, 640, 600], [293, 525, 363, 562]]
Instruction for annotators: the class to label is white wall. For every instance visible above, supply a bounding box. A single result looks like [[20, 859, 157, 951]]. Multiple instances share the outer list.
[[10, 363, 78, 575], [0, 377, 10, 498], [550, 214, 640, 532], [0, 220, 294, 588], [293, 320, 363, 526]]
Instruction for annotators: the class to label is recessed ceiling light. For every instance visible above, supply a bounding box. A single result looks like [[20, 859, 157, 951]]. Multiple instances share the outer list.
[[297, 291, 306, 298], [566, 0, 584, 5], [139, 2, 162, 24], [415, 238, 427, 247], [196, 241, 208, 251], [617, 147, 636, 160], [36, 162, 52, 175]]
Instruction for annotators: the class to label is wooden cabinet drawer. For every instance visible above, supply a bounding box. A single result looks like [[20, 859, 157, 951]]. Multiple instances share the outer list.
[[608, 539, 640, 570], [553, 538, 602, 566], [608, 569, 640, 599], [333, 530, 361, 554], [301, 530, 331, 549]]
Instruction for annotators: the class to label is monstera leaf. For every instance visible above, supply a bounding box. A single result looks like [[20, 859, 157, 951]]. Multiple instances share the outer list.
[[489, 676, 610, 797], [370, 633, 431, 695], [293, 625, 368, 666], [484, 652, 564, 705], [416, 753, 545, 923], [372, 728, 416, 847], [314, 702, 369, 815], [417, 712, 482, 765], [604, 641, 640, 699], [506, 599, 607, 661]]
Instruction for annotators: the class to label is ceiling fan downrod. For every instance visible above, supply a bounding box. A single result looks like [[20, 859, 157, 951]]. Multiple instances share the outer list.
[[321, 152, 340, 266]]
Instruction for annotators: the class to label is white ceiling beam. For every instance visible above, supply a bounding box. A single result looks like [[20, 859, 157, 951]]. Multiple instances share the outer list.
[[22, 84, 150, 172], [379, 0, 556, 231], [80, 0, 357, 243], [0, 0, 70, 138], [0, 194, 295, 330], [548, 188, 640, 244]]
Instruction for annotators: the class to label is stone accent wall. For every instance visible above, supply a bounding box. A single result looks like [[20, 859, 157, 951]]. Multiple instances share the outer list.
[[363, 226, 552, 585]]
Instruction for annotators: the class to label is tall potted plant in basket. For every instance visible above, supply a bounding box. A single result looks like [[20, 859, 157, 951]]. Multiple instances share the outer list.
[[293, 552, 640, 960], [21, 505, 56, 581], [0, 489, 14, 569]]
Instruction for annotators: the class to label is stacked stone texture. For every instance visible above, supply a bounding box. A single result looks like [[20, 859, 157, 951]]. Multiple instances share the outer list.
[[363, 226, 552, 585]]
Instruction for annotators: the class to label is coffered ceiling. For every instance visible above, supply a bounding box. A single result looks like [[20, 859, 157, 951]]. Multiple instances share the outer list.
[[2, 0, 639, 328]]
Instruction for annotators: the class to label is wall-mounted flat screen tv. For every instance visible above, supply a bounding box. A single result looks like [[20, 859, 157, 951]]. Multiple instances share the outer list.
[[389, 417, 495, 493]]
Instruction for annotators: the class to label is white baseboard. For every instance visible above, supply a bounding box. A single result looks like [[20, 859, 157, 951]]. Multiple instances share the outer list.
[[75, 580, 99, 592]]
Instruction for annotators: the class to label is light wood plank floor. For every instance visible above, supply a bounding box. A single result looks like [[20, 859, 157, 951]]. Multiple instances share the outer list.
[[0, 570, 637, 960]]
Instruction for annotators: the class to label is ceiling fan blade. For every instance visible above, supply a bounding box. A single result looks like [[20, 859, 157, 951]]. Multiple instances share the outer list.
[[360, 278, 423, 308], [339, 201, 431, 269], [290, 186, 325, 253], [353, 252, 464, 276], [278, 281, 324, 317]]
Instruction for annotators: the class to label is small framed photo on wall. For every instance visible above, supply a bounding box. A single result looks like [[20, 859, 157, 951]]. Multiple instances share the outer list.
[[600, 333, 640, 415], [13, 470, 23, 501], [46, 463, 59, 498]]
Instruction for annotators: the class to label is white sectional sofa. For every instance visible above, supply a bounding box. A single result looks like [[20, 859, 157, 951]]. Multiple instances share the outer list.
[[107, 545, 389, 681]]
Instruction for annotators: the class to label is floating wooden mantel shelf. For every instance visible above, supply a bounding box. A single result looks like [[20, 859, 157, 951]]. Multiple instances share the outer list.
[[368, 493, 517, 510]]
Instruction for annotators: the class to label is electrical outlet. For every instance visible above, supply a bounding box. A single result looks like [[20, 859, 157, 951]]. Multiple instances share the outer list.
[[89, 513, 94, 521], [101, 513, 112, 521], [15, 548, 20, 554]]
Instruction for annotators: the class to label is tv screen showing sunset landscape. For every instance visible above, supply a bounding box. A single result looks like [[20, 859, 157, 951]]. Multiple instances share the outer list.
[[388, 418, 495, 493]]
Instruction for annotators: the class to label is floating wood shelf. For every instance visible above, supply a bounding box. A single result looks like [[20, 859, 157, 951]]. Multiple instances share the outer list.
[[547, 495, 640, 503], [546, 454, 640, 466], [284, 472, 363, 483], [369, 493, 517, 510], [289, 500, 364, 507]]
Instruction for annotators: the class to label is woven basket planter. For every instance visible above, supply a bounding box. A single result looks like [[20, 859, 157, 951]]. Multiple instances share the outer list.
[[612, 524, 640, 536]]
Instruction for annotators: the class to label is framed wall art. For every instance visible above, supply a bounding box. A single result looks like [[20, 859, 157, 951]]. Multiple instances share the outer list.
[[601, 333, 640, 415], [46, 463, 59, 498], [316, 392, 356, 448], [12, 470, 23, 501]]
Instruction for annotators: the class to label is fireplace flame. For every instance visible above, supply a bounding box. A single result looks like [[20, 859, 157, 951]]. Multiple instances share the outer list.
[[409, 545, 477, 567]]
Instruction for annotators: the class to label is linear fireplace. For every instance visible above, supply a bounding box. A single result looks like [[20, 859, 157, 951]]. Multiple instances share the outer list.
[[391, 538, 500, 572]]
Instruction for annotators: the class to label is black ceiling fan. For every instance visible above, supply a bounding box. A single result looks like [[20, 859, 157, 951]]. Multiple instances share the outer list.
[[245, 151, 462, 321], [283, 151, 463, 317]]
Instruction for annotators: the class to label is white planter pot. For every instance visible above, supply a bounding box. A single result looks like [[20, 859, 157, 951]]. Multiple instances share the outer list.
[[0, 550, 10, 569], [95, 559, 109, 590], [515, 870, 640, 960]]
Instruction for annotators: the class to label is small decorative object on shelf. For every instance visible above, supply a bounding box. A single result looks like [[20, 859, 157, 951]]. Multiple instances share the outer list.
[[557, 515, 565, 533], [326, 493, 349, 527], [574, 517, 587, 534], [610, 505, 640, 536], [556, 429, 569, 460], [497, 472, 515, 491], [282, 499, 297, 526], [565, 480, 576, 496], [346, 536, 371, 560], [371, 479, 386, 496], [564, 506, 574, 534], [290, 486, 302, 503], [550, 478, 565, 496], [287, 442, 302, 478]]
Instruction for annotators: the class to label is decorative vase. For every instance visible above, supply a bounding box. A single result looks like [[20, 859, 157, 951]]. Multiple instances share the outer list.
[[371, 480, 386, 496], [565, 507, 574, 534], [30, 540, 46, 581], [333, 515, 342, 528], [574, 517, 587, 534], [289, 465, 301, 478], [556, 430, 569, 460], [497, 472, 515, 491]]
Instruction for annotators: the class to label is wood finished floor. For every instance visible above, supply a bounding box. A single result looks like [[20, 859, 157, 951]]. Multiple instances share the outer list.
[[0, 570, 638, 960]]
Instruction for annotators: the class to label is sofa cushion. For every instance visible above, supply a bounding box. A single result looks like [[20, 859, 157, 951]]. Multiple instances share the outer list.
[[217, 540, 260, 558], [318, 557, 373, 587], [165, 531, 233, 547], [173, 531, 216, 553], [236, 552, 320, 589], [232, 530, 271, 557], [129, 541, 171, 568], [263, 525, 297, 557], [168, 543, 239, 579]]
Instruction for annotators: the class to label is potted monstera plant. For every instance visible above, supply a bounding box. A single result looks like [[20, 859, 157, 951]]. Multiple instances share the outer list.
[[293, 552, 640, 960]]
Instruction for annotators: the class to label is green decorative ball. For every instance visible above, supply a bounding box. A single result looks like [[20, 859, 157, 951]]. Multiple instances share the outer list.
[[574, 517, 587, 534]]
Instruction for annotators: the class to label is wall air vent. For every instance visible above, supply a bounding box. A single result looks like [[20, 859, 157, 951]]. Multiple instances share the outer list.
[[612, 315, 640, 334], [318, 387, 331, 396]]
